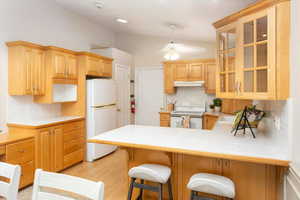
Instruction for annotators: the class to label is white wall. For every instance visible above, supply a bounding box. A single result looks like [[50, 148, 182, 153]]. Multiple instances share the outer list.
[[0, 0, 115, 132], [115, 32, 216, 79], [290, 0, 300, 176]]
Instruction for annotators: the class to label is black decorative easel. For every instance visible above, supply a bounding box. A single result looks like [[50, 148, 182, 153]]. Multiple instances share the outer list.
[[232, 106, 256, 138]]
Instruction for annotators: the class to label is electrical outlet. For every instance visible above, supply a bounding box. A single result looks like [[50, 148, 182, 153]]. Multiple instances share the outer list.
[[274, 116, 281, 131]]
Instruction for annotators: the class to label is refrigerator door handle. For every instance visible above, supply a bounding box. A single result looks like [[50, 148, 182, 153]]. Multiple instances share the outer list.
[[91, 103, 117, 108]]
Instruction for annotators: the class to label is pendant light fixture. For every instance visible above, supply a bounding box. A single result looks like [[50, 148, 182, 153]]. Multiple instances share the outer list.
[[164, 25, 180, 61], [164, 41, 180, 60]]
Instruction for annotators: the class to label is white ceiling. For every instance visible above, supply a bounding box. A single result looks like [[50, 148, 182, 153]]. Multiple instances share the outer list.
[[55, 0, 257, 42]]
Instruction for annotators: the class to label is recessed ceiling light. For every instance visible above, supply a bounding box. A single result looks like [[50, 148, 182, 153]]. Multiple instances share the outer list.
[[116, 18, 128, 24], [95, 0, 104, 9]]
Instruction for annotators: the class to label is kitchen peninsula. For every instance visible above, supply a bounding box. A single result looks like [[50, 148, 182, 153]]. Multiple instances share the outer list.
[[88, 123, 289, 200]]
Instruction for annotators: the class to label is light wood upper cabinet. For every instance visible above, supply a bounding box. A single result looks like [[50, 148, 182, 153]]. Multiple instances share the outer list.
[[174, 63, 189, 81], [214, 0, 290, 100], [53, 51, 67, 79], [216, 24, 238, 99], [163, 59, 215, 94], [47, 47, 78, 81], [87, 56, 103, 76], [7, 41, 45, 96], [238, 8, 276, 100], [173, 63, 206, 81], [32, 49, 46, 96], [66, 55, 78, 79], [164, 63, 175, 94], [189, 63, 205, 81], [79, 52, 113, 78], [205, 63, 216, 94], [103, 59, 113, 77]]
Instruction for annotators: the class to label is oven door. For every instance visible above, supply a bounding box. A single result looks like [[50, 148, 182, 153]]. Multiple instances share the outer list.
[[171, 117, 183, 128], [190, 117, 202, 129]]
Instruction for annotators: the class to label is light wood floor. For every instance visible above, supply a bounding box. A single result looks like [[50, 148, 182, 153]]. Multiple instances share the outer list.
[[18, 149, 128, 200]]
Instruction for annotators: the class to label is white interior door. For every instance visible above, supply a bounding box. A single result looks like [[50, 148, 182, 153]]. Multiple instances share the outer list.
[[135, 67, 164, 126], [115, 64, 131, 127]]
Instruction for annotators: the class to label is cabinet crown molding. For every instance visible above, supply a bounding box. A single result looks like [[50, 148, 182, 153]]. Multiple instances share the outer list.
[[44, 46, 77, 55], [6, 40, 113, 60], [163, 58, 215, 64], [6, 41, 44, 50], [76, 51, 113, 61], [213, 0, 290, 28]]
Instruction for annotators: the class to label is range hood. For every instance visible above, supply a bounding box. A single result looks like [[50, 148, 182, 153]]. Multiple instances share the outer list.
[[174, 81, 205, 87]]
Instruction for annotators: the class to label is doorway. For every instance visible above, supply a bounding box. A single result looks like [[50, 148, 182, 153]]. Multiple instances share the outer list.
[[115, 64, 131, 127], [135, 67, 164, 126]]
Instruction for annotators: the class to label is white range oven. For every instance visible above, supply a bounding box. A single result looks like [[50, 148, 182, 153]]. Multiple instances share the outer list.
[[170, 105, 205, 129]]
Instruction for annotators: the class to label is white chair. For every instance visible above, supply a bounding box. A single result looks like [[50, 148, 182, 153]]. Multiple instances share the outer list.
[[127, 164, 173, 200], [0, 162, 21, 200], [187, 173, 235, 200], [32, 169, 104, 200]]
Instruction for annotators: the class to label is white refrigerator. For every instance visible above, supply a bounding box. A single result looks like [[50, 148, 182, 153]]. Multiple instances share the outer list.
[[86, 79, 118, 162]]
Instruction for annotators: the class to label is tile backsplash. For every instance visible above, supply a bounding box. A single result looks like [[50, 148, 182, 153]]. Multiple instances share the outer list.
[[254, 100, 290, 152], [166, 87, 215, 109], [7, 96, 61, 122]]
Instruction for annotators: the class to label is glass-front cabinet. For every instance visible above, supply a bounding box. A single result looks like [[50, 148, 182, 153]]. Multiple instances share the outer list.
[[216, 23, 238, 98], [238, 7, 276, 100], [215, 0, 289, 100]]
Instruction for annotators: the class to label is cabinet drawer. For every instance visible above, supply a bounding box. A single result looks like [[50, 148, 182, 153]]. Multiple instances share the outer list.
[[160, 114, 170, 121], [63, 120, 85, 133], [63, 129, 84, 143], [63, 148, 84, 169], [160, 121, 170, 127], [6, 139, 34, 164], [20, 161, 35, 188], [64, 137, 84, 155]]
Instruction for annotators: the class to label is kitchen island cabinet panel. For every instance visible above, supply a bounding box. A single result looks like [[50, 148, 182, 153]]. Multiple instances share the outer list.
[[121, 149, 282, 200], [88, 125, 289, 200]]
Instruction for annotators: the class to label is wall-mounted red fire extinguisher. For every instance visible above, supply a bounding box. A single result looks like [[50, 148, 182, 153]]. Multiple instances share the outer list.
[[130, 96, 135, 114]]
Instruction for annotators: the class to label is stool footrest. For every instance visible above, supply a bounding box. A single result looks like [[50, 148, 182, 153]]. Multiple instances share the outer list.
[[133, 182, 160, 193], [193, 196, 214, 200]]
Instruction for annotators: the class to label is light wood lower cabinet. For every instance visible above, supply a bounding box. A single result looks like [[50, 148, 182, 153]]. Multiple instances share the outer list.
[[37, 126, 65, 172], [36, 120, 85, 172], [7, 119, 85, 176], [202, 114, 219, 130], [222, 160, 276, 200], [124, 148, 283, 200], [182, 155, 223, 200], [159, 112, 171, 127], [5, 138, 35, 188]]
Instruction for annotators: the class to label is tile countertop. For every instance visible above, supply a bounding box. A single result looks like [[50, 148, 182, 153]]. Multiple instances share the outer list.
[[7, 116, 84, 129], [88, 123, 290, 166]]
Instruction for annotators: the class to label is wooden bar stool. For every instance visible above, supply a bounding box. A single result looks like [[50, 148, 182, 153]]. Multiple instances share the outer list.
[[187, 173, 235, 200], [127, 164, 173, 200]]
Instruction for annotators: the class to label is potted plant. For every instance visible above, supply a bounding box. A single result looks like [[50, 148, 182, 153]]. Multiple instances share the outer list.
[[208, 104, 215, 112], [213, 98, 222, 112]]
